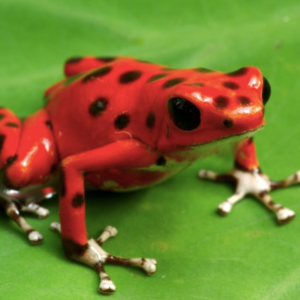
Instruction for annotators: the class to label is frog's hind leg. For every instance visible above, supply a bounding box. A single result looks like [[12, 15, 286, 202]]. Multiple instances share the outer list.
[[1, 108, 59, 244], [0, 186, 56, 244], [3, 108, 59, 190], [0, 107, 21, 169], [1, 197, 43, 245]]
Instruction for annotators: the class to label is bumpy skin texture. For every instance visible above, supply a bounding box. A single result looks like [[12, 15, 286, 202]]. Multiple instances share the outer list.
[[2, 56, 296, 294]]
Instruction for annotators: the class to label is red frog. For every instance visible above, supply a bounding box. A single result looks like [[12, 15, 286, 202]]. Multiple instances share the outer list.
[[0, 56, 299, 294]]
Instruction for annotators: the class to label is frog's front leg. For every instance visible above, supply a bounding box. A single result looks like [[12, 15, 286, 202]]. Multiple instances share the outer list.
[[51, 223, 156, 294], [199, 137, 296, 224], [56, 139, 157, 294]]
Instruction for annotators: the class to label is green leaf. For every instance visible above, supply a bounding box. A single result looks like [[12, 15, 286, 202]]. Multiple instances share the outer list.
[[1, 0, 300, 299]]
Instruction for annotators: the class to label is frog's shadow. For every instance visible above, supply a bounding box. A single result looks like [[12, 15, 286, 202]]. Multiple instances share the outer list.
[[85, 188, 161, 234]]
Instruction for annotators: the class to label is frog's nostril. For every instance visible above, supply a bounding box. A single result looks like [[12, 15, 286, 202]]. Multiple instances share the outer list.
[[262, 77, 271, 105], [223, 118, 233, 128]]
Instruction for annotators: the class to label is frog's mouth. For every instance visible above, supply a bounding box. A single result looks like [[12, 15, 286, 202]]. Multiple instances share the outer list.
[[178, 125, 265, 150]]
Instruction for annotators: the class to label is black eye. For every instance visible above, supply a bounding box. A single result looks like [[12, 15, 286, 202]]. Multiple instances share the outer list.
[[262, 77, 271, 105], [168, 97, 201, 130]]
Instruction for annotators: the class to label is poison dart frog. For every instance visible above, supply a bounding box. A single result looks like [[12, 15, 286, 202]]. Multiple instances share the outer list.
[[0, 56, 299, 294]]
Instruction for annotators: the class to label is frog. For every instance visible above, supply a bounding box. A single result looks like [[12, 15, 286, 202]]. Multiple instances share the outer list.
[[1, 56, 299, 294]]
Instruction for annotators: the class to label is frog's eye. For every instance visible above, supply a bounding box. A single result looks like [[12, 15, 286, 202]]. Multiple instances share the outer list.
[[168, 97, 201, 130], [262, 77, 271, 105]]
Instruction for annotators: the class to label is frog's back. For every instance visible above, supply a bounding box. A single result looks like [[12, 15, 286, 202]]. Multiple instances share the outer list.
[[45, 57, 166, 159], [45, 56, 264, 161]]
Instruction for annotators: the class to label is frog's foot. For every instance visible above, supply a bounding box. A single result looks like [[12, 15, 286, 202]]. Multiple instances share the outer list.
[[2, 200, 44, 244], [198, 168, 296, 224], [51, 223, 157, 294], [0, 187, 55, 244], [20, 202, 49, 219]]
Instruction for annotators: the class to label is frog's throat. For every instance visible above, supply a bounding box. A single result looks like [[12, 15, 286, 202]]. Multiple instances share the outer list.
[[183, 125, 265, 149]]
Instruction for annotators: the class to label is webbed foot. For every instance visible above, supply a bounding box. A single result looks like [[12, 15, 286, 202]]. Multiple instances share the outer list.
[[198, 167, 297, 224], [51, 223, 157, 294]]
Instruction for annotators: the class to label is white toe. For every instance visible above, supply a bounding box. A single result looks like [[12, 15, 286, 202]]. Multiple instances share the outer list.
[[143, 259, 157, 275], [28, 231, 43, 245], [37, 207, 50, 219], [277, 208, 295, 224], [218, 201, 232, 215], [198, 170, 207, 178], [105, 225, 118, 237], [99, 278, 116, 294]]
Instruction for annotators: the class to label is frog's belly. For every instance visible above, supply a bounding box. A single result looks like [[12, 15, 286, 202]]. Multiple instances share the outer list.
[[84, 168, 178, 192]]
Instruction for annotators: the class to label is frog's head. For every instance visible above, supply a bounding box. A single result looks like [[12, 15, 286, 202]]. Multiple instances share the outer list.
[[157, 66, 270, 154]]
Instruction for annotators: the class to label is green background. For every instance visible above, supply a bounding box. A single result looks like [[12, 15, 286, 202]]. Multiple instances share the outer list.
[[1, 0, 300, 299]]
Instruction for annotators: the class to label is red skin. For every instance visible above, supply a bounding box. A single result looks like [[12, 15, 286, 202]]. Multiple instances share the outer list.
[[0, 109, 21, 169], [0, 56, 265, 246]]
